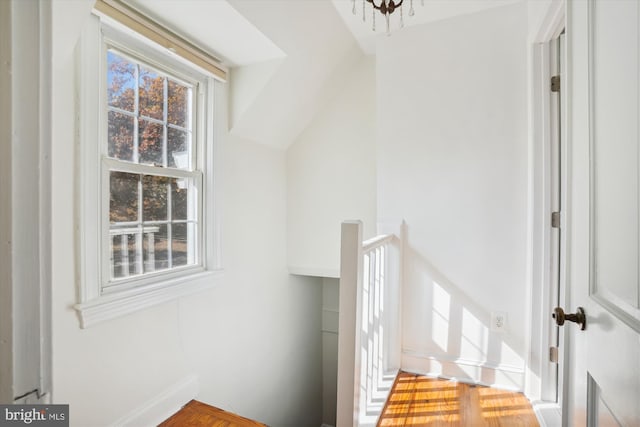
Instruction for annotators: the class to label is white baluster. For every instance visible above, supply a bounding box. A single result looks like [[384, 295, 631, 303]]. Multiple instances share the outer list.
[[120, 234, 129, 277], [146, 231, 155, 272], [110, 235, 115, 278], [135, 231, 143, 274]]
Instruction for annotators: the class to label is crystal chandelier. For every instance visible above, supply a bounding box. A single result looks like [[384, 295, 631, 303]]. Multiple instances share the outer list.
[[353, 0, 424, 34]]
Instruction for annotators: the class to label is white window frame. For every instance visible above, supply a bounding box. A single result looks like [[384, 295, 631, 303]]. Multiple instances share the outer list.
[[74, 14, 223, 328]]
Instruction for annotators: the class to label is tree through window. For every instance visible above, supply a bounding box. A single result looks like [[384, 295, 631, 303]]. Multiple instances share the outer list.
[[106, 49, 199, 283]]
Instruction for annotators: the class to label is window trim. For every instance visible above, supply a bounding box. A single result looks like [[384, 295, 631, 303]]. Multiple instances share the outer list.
[[74, 14, 223, 328]]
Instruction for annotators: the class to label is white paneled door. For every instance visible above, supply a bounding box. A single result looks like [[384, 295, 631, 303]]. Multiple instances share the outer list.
[[566, 0, 640, 425]]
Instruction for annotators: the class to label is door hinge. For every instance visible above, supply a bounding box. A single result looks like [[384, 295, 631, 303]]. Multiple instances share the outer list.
[[551, 75, 561, 92], [549, 346, 559, 363], [551, 211, 561, 228]]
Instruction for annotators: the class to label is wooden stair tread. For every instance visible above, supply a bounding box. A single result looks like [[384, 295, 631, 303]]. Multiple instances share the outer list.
[[159, 400, 267, 427]]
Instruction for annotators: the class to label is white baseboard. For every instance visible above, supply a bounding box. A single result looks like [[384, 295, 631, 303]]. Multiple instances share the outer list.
[[531, 401, 562, 427], [110, 375, 199, 427], [401, 351, 525, 392]]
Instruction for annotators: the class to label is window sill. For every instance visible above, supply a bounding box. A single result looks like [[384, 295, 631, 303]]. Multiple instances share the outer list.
[[74, 269, 223, 328]]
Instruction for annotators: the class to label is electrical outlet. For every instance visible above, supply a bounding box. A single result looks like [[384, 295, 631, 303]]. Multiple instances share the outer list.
[[491, 311, 507, 332]]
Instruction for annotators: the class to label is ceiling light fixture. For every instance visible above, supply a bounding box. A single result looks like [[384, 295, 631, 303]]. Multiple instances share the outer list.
[[353, 0, 424, 34]]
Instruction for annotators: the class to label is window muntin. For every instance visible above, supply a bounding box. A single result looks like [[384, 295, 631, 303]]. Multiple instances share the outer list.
[[104, 46, 201, 289]]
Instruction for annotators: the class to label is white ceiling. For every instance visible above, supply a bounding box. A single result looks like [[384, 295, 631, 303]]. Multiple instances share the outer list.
[[126, 0, 522, 66], [123, 0, 523, 149], [224, 0, 361, 149], [126, 0, 285, 67], [331, 0, 522, 54]]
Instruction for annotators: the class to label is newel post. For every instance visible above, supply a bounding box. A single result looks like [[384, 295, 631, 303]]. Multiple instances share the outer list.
[[336, 220, 363, 427]]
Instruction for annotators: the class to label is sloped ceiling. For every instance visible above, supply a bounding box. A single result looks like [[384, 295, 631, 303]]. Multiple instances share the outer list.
[[126, 0, 286, 67], [126, 0, 523, 150], [225, 0, 362, 149], [128, 0, 362, 150]]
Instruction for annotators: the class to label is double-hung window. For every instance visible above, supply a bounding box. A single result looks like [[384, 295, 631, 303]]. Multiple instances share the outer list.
[[75, 8, 224, 328], [106, 47, 199, 285]]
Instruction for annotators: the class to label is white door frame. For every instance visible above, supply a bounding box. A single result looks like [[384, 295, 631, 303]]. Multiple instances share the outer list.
[[525, 0, 566, 421], [0, 0, 14, 404], [0, 0, 52, 404]]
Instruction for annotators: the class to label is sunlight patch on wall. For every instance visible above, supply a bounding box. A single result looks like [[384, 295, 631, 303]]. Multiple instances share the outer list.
[[461, 307, 488, 361], [431, 281, 450, 351], [500, 340, 524, 368]]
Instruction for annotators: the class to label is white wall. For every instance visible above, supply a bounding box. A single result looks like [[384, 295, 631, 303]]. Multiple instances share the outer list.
[[50, 2, 322, 426], [527, 0, 562, 43], [287, 56, 377, 277], [179, 135, 324, 426], [377, 3, 529, 390], [321, 278, 339, 426]]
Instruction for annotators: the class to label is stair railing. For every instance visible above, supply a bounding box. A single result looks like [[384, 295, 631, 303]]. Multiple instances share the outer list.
[[337, 220, 404, 427]]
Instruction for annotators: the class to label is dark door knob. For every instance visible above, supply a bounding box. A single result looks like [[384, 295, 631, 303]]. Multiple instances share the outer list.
[[552, 307, 586, 330]]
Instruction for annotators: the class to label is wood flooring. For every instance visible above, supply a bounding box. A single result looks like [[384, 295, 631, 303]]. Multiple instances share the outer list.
[[377, 372, 540, 427], [159, 373, 538, 427], [159, 400, 266, 427]]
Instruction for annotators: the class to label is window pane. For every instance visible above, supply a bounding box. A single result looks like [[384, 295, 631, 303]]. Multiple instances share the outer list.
[[108, 111, 134, 161], [144, 224, 168, 272], [138, 119, 164, 166], [139, 67, 164, 120], [172, 222, 191, 267], [107, 51, 135, 112], [168, 80, 189, 128], [171, 179, 189, 220], [142, 175, 168, 221], [110, 172, 139, 223], [168, 128, 189, 169]]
